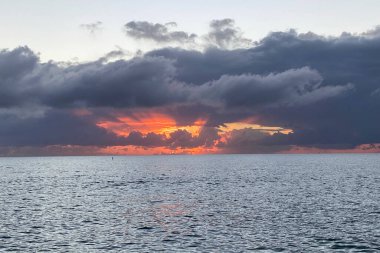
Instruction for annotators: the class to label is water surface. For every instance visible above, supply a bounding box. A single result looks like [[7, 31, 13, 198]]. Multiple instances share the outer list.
[[0, 154, 379, 252]]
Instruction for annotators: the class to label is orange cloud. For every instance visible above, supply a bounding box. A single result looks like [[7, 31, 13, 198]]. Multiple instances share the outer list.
[[97, 112, 207, 136], [93, 112, 300, 154]]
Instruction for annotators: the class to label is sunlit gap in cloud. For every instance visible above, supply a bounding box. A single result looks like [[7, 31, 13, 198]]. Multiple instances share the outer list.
[[93, 111, 294, 155]]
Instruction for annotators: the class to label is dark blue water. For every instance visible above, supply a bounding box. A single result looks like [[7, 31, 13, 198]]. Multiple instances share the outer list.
[[0, 154, 379, 252]]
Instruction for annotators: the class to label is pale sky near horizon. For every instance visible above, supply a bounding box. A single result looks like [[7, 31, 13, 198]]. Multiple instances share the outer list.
[[1, 0, 380, 62]]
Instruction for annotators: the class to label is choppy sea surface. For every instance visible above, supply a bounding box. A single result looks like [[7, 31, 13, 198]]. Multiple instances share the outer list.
[[0, 154, 379, 252]]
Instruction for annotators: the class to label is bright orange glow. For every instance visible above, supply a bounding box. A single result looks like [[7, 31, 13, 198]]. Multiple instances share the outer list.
[[100, 145, 219, 155], [160, 118, 207, 135], [97, 112, 206, 137], [95, 112, 295, 155]]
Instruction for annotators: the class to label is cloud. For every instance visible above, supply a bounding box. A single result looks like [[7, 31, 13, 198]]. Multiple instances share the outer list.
[[0, 47, 40, 107], [0, 110, 126, 147], [124, 21, 197, 43], [146, 28, 380, 149], [0, 50, 187, 108], [206, 19, 252, 48], [0, 108, 221, 152], [195, 67, 352, 109], [1, 25, 380, 153], [0, 145, 104, 157], [217, 128, 289, 153], [80, 21, 103, 35], [1, 47, 347, 115], [98, 47, 131, 63], [124, 19, 252, 49], [41, 56, 189, 108], [361, 25, 380, 38], [166, 127, 220, 149]]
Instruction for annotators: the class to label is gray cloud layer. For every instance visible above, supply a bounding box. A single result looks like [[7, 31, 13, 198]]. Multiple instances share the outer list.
[[124, 21, 197, 43], [1, 25, 380, 153], [124, 19, 251, 49], [207, 19, 252, 48]]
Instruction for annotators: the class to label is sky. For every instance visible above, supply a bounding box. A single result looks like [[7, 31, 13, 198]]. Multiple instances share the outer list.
[[1, 0, 380, 155], [2, 0, 380, 61]]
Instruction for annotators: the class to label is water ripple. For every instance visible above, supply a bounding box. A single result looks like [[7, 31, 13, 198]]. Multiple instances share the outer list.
[[0, 154, 379, 252]]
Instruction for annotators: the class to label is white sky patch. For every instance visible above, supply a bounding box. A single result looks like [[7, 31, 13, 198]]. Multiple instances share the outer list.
[[0, 0, 380, 62]]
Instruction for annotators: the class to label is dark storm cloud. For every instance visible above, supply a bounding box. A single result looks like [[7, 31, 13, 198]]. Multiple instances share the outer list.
[[42, 56, 188, 108], [0, 49, 187, 108], [0, 108, 219, 150], [0, 47, 39, 107], [217, 128, 289, 153], [195, 67, 352, 109], [147, 29, 380, 149], [112, 127, 219, 150], [0, 145, 107, 157], [124, 131, 166, 147], [162, 104, 216, 126], [1, 25, 380, 152], [1, 47, 343, 111], [124, 21, 197, 43], [166, 127, 220, 149], [0, 110, 126, 147]]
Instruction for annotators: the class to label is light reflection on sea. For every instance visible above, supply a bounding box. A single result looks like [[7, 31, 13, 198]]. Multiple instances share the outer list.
[[0, 154, 379, 252]]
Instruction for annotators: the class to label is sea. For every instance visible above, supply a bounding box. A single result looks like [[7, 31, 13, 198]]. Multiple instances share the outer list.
[[0, 154, 379, 252]]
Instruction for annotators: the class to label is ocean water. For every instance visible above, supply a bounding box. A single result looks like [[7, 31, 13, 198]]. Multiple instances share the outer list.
[[0, 154, 379, 252]]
